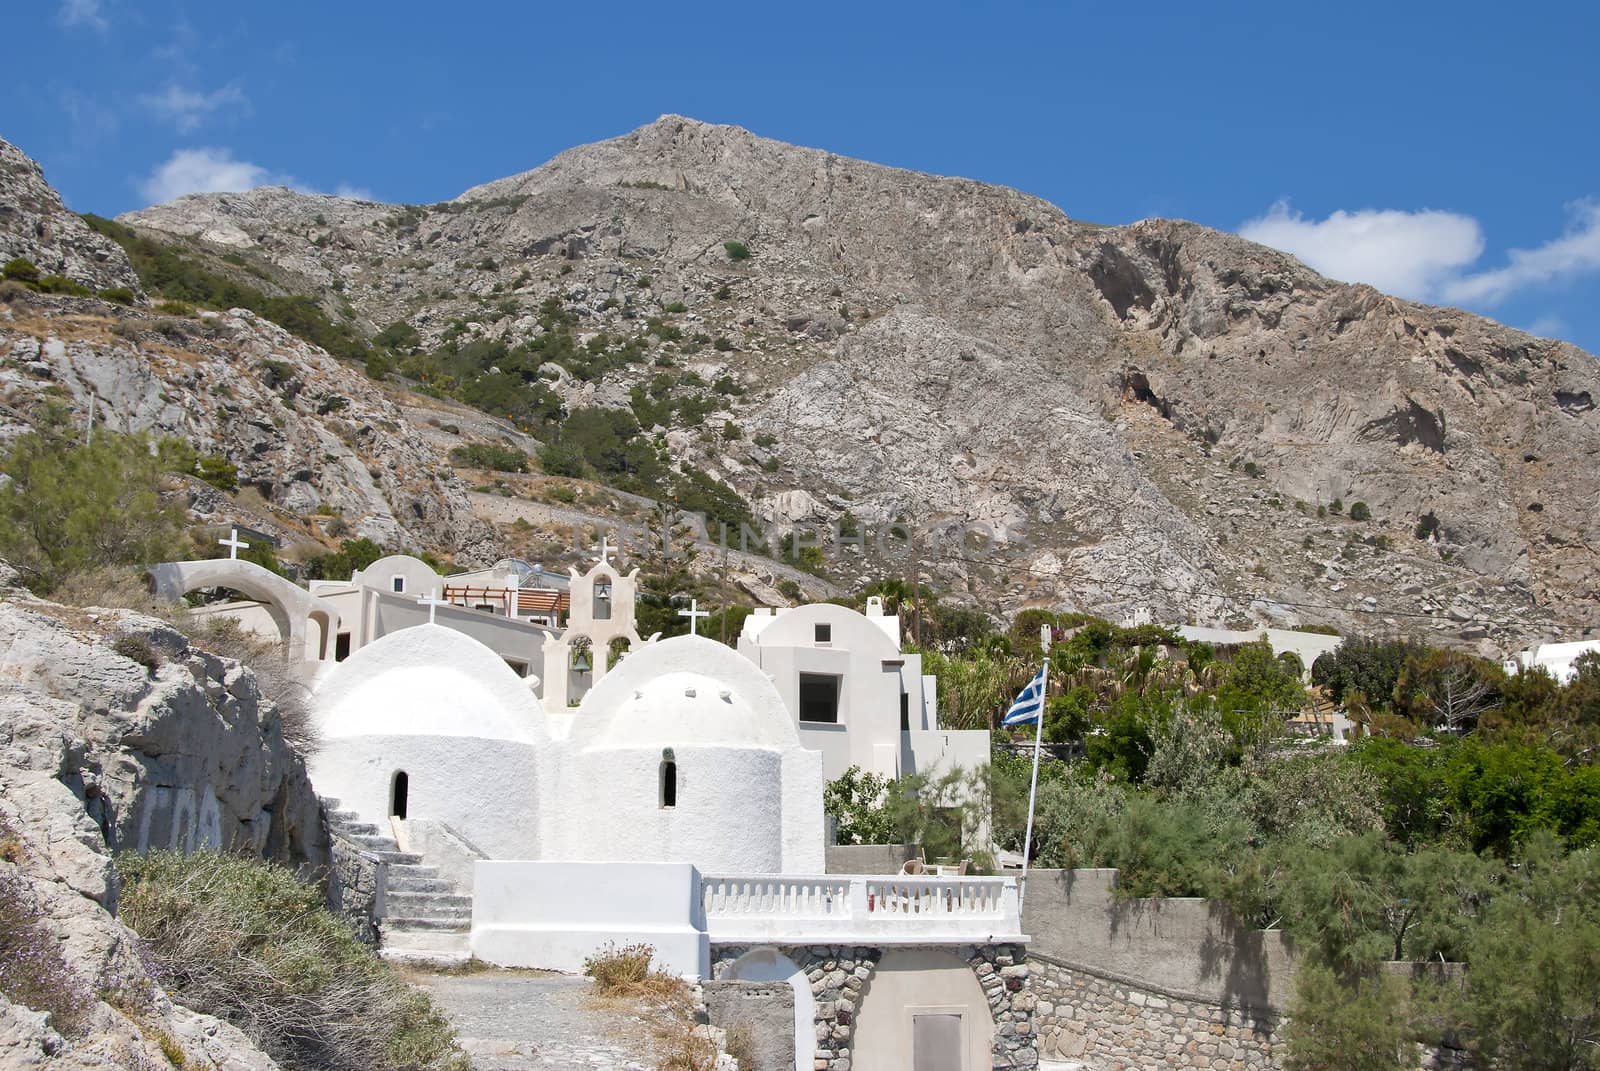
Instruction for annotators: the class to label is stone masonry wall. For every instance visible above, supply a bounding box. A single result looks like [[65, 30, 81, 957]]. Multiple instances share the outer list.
[[1030, 953, 1284, 1070], [712, 942, 1037, 1071]]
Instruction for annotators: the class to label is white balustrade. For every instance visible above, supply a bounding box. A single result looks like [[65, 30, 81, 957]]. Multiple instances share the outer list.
[[701, 873, 1024, 945]]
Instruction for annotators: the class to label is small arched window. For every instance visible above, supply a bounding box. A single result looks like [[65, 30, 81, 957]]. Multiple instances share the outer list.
[[660, 748, 677, 809], [390, 770, 409, 819]]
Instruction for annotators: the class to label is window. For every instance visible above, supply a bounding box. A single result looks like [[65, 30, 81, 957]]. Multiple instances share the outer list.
[[798, 673, 841, 723], [900, 691, 910, 731], [660, 748, 677, 808], [391, 576, 405, 594], [390, 771, 409, 820], [814, 622, 831, 644], [335, 633, 351, 661]]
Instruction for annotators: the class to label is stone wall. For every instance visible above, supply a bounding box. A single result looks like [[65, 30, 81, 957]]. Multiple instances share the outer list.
[[1029, 952, 1283, 1069], [1022, 869, 1293, 1010], [824, 842, 918, 874], [711, 942, 1037, 1071], [701, 978, 796, 1071], [326, 822, 385, 945]]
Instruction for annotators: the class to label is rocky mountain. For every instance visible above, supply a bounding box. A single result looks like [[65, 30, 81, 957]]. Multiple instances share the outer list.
[[0, 139, 139, 294], [6, 119, 1598, 650]]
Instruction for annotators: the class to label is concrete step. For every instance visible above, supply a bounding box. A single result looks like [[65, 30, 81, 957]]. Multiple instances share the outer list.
[[387, 875, 453, 894], [333, 822, 381, 837], [384, 891, 473, 917], [379, 923, 472, 961], [350, 833, 401, 851], [387, 863, 440, 881], [383, 915, 470, 934], [371, 850, 423, 865], [379, 945, 471, 967]]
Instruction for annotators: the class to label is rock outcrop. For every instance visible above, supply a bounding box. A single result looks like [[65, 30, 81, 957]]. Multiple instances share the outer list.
[[0, 139, 140, 294], [0, 299, 498, 564], [0, 570, 327, 1068]]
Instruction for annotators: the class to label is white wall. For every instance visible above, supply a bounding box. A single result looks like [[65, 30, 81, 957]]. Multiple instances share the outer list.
[[471, 860, 709, 977], [739, 604, 917, 781], [312, 735, 542, 866], [852, 949, 996, 1071], [545, 745, 788, 872]]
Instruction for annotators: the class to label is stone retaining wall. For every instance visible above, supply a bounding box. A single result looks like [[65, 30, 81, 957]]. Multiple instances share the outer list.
[[711, 942, 1037, 1070], [1029, 953, 1284, 1070]]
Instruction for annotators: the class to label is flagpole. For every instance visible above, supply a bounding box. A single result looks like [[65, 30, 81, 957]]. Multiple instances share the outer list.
[[1019, 623, 1051, 911]]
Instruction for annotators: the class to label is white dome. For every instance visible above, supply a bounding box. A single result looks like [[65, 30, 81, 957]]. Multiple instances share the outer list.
[[315, 624, 546, 742], [573, 635, 798, 750]]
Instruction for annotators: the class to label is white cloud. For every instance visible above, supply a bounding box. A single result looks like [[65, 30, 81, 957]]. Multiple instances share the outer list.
[[1239, 198, 1600, 311], [137, 148, 375, 207], [1238, 200, 1484, 301], [1525, 315, 1569, 339], [1440, 200, 1600, 305], [139, 82, 247, 133], [138, 148, 296, 204], [58, 0, 107, 32]]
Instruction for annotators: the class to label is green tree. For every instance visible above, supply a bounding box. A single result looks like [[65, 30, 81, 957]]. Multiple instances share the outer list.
[[1284, 964, 1413, 1071], [0, 432, 183, 592], [823, 765, 897, 845], [1457, 834, 1600, 1070]]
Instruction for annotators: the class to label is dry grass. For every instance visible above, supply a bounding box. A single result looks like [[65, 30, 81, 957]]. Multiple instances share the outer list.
[[582, 944, 721, 1071], [186, 617, 316, 751]]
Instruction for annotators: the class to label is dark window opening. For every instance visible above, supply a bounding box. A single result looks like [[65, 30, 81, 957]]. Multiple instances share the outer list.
[[660, 749, 677, 808], [799, 673, 841, 723], [390, 771, 409, 819], [594, 580, 612, 620], [335, 632, 352, 661], [900, 691, 910, 731], [814, 623, 831, 643], [391, 576, 405, 593]]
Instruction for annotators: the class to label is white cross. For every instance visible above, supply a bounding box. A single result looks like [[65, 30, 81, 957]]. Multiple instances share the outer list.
[[677, 599, 710, 636], [417, 588, 447, 625], [218, 528, 250, 560], [594, 534, 616, 565]]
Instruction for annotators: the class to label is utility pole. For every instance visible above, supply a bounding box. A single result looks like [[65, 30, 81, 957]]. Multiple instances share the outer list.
[[85, 393, 95, 447], [719, 522, 730, 646], [910, 524, 922, 649]]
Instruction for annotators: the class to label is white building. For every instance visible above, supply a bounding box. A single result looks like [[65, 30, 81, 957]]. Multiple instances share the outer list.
[[1506, 639, 1600, 684], [154, 546, 1032, 1070], [737, 597, 991, 787]]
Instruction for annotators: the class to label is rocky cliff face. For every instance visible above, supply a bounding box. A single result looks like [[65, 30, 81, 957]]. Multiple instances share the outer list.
[[0, 140, 140, 293], [20, 117, 1600, 648], [0, 292, 498, 564], [0, 565, 322, 1068]]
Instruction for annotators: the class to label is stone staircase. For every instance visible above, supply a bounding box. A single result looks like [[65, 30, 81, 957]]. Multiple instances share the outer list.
[[324, 800, 473, 965]]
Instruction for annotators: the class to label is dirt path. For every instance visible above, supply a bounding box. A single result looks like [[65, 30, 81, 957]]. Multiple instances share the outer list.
[[408, 970, 663, 1071]]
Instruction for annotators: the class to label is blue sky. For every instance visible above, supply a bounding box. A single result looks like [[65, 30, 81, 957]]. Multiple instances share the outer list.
[[7, 1, 1599, 353]]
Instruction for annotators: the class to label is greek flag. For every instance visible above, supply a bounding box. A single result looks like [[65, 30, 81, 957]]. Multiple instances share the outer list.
[[1002, 665, 1047, 726]]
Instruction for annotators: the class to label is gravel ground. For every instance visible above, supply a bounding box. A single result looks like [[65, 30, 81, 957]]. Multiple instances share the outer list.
[[407, 969, 666, 1070]]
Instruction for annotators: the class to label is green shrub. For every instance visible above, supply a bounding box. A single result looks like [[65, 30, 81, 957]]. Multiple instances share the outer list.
[[1349, 501, 1372, 522], [2, 257, 40, 283], [119, 851, 469, 1071], [0, 432, 184, 593], [99, 287, 137, 305], [713, 336, 734, 352], [449, 442, 530, 473], [723, 241, 752, 261], [34, 274, 92, 296], [196, 454, 239, 492]]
